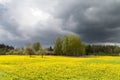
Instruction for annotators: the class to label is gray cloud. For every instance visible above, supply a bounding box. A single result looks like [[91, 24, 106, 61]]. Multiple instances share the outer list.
[[0, 0, 120, 47], [54, 0, 120, 43]]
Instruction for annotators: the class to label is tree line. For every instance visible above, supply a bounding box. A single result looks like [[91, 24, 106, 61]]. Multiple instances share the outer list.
[[86, 45, 120, 56], [0, 44, 14, 55], [54, 35, 120, 56], [0, 34, 120, 56]]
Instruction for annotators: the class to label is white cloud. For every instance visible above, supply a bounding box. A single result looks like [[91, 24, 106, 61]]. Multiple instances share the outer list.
[[0, 0, 75, 47], [0, 0, 11, 4]]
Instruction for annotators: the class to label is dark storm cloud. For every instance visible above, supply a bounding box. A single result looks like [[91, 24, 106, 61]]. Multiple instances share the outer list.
[[54, 0, 120, 43], [0, 0, 120, 47]]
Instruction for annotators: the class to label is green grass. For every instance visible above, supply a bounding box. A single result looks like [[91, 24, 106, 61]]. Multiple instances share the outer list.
[[0, 55, 120, 80]]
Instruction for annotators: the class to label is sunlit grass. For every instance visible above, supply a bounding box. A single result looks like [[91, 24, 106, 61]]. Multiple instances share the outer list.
[[0, 55, 120, 80]]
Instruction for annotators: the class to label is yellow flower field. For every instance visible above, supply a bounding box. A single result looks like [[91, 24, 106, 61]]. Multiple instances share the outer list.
[[0, 55, 120, 80]]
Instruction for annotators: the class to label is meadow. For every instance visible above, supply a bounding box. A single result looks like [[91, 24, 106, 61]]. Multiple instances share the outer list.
[[0, 55, 120, 80]]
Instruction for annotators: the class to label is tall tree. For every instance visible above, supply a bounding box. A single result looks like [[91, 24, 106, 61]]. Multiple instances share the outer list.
[[25, 44, 35, 57], [33, 42, 41, 52], [54, 37, 62, 55], [62, 35, 85, 56], [61, 36, 69, 55], [48, 46, 53, 51]]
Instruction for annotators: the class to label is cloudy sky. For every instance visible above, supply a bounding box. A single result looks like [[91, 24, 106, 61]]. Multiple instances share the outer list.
[[0, 0, 120, 47]]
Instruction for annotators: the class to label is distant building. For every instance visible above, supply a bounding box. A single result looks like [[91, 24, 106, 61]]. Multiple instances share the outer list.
[[46, 51, 54, 55]]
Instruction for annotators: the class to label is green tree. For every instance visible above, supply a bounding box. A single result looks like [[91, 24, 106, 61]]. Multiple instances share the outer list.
[[62, 35, 85, 56], [61, 36, 69, 55], [33, 42, 41, 52], [25, 44, 35, 57], [48, 46, 53, 51], [54, 37, 62, 55]]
